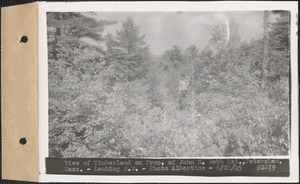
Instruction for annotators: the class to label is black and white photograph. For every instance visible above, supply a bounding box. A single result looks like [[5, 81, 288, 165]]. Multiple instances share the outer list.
[[47, 10, 291, 158]]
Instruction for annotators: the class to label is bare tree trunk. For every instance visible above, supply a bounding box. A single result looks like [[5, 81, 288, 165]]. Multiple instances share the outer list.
[[190, 56, 195, 127], [261, 11, 270, 90]]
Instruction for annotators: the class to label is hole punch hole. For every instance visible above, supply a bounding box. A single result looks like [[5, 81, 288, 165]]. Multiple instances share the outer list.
[[20, 36, 28, 43], [19, 137, 27, 145]]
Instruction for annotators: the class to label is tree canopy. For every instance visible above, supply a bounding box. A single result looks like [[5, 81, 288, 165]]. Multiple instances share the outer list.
[[48, 11, 290, 158]]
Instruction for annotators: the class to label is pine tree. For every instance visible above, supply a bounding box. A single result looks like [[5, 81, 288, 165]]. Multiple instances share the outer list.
[[187, 44, 199, 60], [110, 17, 149, 82], [261, 11, 270, 90], [115, 18, 147, 53], [47, 12, 114, 157]]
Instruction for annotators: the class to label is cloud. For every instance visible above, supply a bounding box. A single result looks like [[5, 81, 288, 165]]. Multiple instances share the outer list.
[[94, 11, 264, 55]]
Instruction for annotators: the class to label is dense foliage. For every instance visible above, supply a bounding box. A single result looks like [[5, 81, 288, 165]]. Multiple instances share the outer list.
[[48, 12, 290, 157]]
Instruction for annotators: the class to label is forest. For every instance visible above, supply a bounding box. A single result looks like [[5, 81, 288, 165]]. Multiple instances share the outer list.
[[47, 11, 290, 157]]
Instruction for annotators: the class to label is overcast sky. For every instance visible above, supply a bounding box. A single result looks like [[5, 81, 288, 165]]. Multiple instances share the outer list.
[[91, 11, 264, 55]]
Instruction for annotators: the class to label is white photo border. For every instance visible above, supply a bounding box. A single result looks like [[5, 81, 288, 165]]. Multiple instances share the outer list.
[[38, 1, 299, 182]]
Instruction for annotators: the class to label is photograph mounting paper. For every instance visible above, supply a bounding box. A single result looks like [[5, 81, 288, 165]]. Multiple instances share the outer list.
[[38, 1, 299, 183]]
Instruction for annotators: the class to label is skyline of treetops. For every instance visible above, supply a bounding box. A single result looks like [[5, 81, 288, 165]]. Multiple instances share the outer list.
[[47, 11, 290, 157]]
